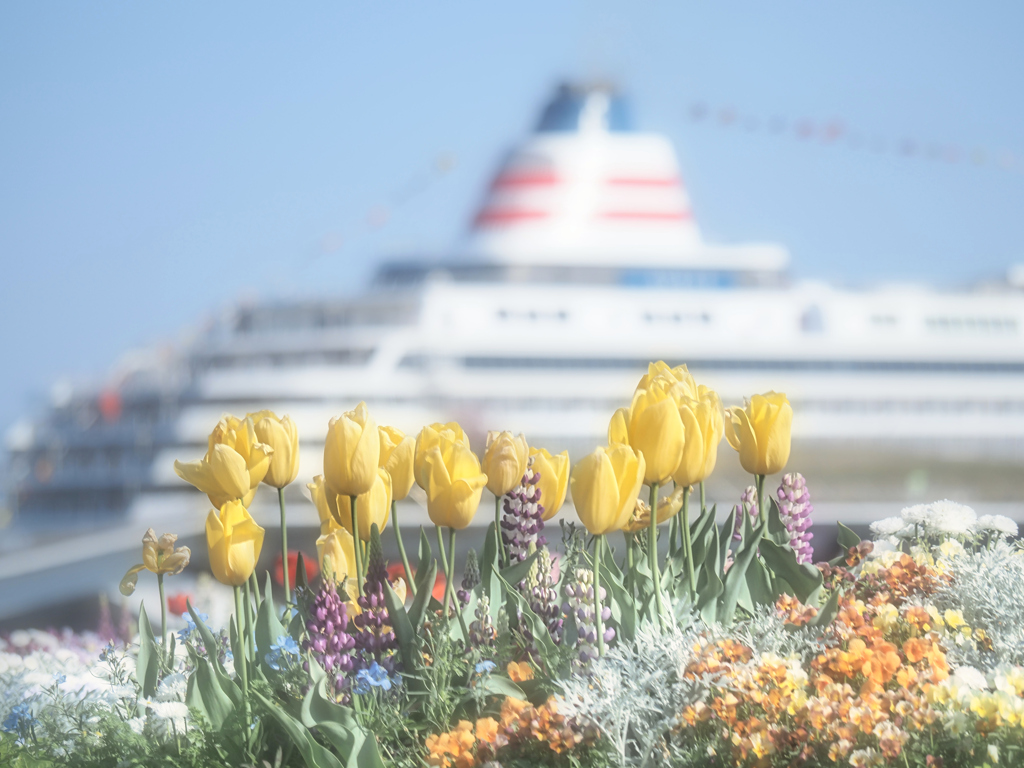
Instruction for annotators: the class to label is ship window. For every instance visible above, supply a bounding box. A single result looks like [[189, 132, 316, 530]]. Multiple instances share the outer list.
[[925, 316, 1018, 334], [496, 310, 568, 323]]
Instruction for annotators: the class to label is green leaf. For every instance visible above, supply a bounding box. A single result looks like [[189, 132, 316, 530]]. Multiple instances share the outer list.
[[136, 601, 159, 698], [696, 525, 723, 624], [407, 557, 437, 632], [759, 539, 824, 603], [494, 566, 558, 660], [767, 498, 792, 545], [253, 690, 344, 768], [828, 522, 864, 566], [480, 522, 503, 620], [294, 551, 310, 592], [719, 508, 736, 566], [187, 657, 235, 731], [720, 513, 768, 624], [256, 584, 287, 672], [301, 677, 386, 768], [186, 600, 239, 704], [382, 579, 425, 691], [811, 589, 841, 628], [687, 503, 718, 571], [499, 550, 541, 587], [597, 555, 637, 643], [746, 557, 774, 608], [416, 526, 432, 577], [469, 674, 526, 702]]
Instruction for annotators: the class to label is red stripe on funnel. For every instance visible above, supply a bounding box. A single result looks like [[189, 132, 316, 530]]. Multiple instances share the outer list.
[[474, 209, 550, 225]]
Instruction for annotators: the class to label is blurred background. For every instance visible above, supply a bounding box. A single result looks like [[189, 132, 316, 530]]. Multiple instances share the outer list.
[[2, 2, 1024, 631]]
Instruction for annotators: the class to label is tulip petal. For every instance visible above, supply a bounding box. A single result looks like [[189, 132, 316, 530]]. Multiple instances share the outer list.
[[570, 449, 620, 535], [761, 397, 793, 475], [119, 564, 146, 596]]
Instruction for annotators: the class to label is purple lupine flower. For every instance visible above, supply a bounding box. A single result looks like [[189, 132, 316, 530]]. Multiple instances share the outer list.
[[303, 579, 356, 700], [525, 546, 562, 642], [732, 485, 759, 541], [777, 473, 814, 564], [353, 529, 399, 672], [501, 458, 546, 562], [561, 568, 613, 668]]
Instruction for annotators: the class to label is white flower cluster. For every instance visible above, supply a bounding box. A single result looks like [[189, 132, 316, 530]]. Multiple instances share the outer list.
[[869, 500, 1017, 548]]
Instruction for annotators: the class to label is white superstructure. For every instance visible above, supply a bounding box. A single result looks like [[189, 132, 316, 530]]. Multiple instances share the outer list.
[[7, 82, 1024, 529]]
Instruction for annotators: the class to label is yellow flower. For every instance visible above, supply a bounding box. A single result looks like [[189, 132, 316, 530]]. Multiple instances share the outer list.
[[307, 474, 343, 535], [724, 391, 793, 475], [621, 485, 685, 533], [636, 361, 697, 398], [607, 407, 630, 445], [415, 422, 469, 490], [346, 467, 392, 541], [324, 402, 380, 497], [316, 524, 356, 584], [570, 444, 646, 535], [174, 415, 273, 508], [379, 426, 415, 501], [627, 379, 685, 485], [944, 609, 966, 630], [671, 386, 724, 488], [119, 529, 191, 595], [205, 500, 265, 586], [482, 431, 529, 497], [249, 411, 300, 488], [530, 446, 570, 520], [421, 432, 487, 529]]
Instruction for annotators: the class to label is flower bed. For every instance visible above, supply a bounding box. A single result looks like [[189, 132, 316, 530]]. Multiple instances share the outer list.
[[2, 362, 1021, 768]]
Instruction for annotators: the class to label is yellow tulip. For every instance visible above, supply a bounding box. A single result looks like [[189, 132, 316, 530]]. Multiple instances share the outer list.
[[621, 486, 686, 534], [379, 426, 415, 501], [570, 444, 646, 535], [671, 386, 725, 488], [174, 416, 273, 508], [627, 381, 685, 486], [324, 402, 380, 497], [636, 361, 697, 398], [316, 524, 356, 583], [421, 434, 487, 529], [724, 391, 793, 476], [307, 474, 343, 535], [345, 467, 392, 541], [119, 529, 191, 595], [205, 500, 265, 586], [482, 431, 529, 497], [414, 421, 469, 490], [607, 407, 630, 445], [529, 446, 569, 520], [249, 410, 300, 488]]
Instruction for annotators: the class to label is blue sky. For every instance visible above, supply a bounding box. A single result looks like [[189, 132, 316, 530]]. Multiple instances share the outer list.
[[1, 2, 1023, 432]]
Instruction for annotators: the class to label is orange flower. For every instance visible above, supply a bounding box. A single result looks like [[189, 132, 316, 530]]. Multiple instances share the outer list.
[[507, 661, 534, 682], [475, 718, 498, 744], [903, 638, 928, 664]]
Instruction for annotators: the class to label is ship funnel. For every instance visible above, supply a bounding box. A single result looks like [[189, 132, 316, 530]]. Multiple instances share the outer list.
[[464, 82, 703, 266]]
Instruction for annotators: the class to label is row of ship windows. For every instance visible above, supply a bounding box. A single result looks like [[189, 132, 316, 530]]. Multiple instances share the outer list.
[[495, 309, 1022, 333]]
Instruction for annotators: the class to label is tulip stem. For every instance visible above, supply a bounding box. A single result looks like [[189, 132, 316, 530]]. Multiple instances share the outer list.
[[495, 495, 506, 568], [594, 534, 606, 657], [625, 533, 635, 594], [756, 474, 766, 521], [699, 481, 706, 514], [157, 573, 167, 670], [392, 501, 416, 597], [243, 580, 255, 662], [448, 527, 471, 641], [233, 585, 251, 751], [648, 482, 666, 631], [350, 496, 363, 598], [681, 486, 696, 599], [278, 487, 290, 604], [435, 525, 450, 610]]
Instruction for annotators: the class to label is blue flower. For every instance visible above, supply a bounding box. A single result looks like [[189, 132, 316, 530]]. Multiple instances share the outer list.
[[2, 704, 35, 734], [178, 612, 209, 642], [53, 674, 66, 685], [475, 660, 497, 675], [354, 662, 392, 695], [271, 635, 300, 656]]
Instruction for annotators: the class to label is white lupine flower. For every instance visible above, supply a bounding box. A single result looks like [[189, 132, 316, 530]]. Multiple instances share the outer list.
[[870, 517, 905, 537], [977, 515, 1018, 538]]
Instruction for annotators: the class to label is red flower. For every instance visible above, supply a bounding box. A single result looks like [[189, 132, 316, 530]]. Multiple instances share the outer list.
[[274, 550, 319, 586], [166, 593, 191, 616]]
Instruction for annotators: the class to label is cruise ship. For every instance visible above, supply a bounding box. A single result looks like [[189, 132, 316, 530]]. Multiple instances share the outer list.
[[7, 82, 1024, 544]]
